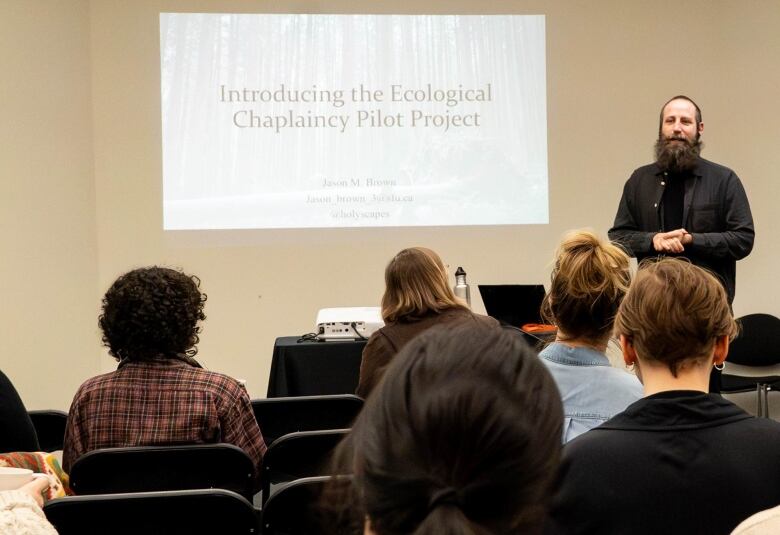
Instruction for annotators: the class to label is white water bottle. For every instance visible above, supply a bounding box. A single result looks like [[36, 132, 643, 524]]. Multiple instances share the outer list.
[[454, 266, 471, 308]]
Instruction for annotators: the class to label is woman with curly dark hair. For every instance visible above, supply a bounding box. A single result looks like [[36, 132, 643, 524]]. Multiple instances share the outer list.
[[62, 267, 266, 485]]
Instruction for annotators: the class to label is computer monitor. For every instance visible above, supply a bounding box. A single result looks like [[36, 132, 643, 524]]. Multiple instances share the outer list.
[[478, 284, 546, 329]]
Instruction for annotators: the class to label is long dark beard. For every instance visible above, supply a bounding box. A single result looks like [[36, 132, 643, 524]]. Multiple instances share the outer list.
[[654, 135, 702, 173]]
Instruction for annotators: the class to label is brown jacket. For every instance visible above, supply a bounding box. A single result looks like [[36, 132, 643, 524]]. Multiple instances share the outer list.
[[356, 308, 499, 398]]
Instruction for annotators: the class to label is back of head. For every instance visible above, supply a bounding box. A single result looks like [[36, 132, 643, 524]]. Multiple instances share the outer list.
[[344, 323, 563, 535], [614, 258, 737, 376], [542, 229, 630, 344], [381, 247, 465, 322], [99, 266, 207, 362]]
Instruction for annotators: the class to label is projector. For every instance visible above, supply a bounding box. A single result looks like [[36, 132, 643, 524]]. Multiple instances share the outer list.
[[316, 307, 384, 341]]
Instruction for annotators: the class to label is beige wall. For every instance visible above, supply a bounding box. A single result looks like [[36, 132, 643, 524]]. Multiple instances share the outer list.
[[0, 0, 99, 409], [2, 0, 779, 408]]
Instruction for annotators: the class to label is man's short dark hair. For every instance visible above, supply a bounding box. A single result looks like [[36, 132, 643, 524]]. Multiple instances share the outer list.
[[99, 266, 207, 361]]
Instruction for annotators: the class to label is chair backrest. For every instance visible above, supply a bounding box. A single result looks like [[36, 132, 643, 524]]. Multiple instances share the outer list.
[[261, 476, 353, 535], [69, 443, 255, 501], [27, 409, 68, 452], [728, 314, 780, 367], [251, 394, 363, 447], [261, 429, 350, 504], [44, 488, 260, 535]]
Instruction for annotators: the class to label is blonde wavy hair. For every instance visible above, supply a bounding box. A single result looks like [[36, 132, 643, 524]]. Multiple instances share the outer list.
[[380, 247, 466, 323], [614, 258, 738, 376], [541, 229, 631, 344]]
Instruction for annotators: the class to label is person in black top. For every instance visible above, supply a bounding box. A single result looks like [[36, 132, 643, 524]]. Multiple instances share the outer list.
[[548, 259, 780, 535], [0, 369, 39, 452], [608, 95, 754, 306]]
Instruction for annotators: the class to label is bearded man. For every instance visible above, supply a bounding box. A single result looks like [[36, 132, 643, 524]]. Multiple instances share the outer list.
[[608, 95, 754, 306]]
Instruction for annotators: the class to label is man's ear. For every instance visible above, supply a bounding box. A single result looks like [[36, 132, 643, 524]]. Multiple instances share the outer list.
[[713, 335, 729, 366], [698, 121, 704, 135], [620, 335, 637, 366]]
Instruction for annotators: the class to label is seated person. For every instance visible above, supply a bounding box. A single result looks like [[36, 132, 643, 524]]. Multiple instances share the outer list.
[[539, 229, 642, 442], [334, 324, 563, 534], [549, 259, 780, 535], [0, 370, 39, 453], [0, 477, 57, 535], [356, 247, 498, 397], [0, 452, 69, 499], [62, 267, 266, 485]]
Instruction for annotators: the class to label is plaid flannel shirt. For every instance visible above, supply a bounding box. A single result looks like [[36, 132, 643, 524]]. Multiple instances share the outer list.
[[62, 360, 266, 484]]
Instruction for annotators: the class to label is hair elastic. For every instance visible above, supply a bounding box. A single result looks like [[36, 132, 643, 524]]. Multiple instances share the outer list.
[[428, 487, 461, 511]]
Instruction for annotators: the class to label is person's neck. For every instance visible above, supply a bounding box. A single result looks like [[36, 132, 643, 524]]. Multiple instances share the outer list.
[[639, 359, 711, 396], [555, 331, 608, 353]]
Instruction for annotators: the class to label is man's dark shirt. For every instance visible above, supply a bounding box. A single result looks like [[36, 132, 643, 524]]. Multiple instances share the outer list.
[[608, 157, 754, 304], [663, 172, 685, 232]]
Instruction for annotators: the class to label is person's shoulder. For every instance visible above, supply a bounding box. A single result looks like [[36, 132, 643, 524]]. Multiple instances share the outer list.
[[628, 162, 661, 180], [619, 163, 661, 195], [697, 157, 738, 178], [170, 364, 245, 401], [187, 366, 242, 388], [557, 426, 626, 478], [469, 310, 500, 327], [537, 342, 556, 359], [367, 320, 403, 345], [564, 423, 626, 457], [601, 369, 644, 406], [443, 308, 500, 329], [369, 322, 391, 338], [363, 327, 391, 352], [571, 357, 643, 397], [720, 416, 780, 467], [738, 414, 780, 435], [74, 370, 120, 395], [603, 365, 644, 388]]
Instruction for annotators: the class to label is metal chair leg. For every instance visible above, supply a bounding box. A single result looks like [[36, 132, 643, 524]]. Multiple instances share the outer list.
[[765, 385, 772, 419], [756, 384, 765, 418]]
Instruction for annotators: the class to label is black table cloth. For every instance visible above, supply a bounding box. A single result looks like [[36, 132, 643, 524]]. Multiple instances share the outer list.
[[267, 336, 367, 397]]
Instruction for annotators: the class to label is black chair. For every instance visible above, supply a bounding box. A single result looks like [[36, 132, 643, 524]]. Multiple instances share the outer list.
[[69, 443, 256, 501], [721, 313, 780, 417], [27, 410, 68, 452], [44, 488, 260, 535], [261, 475, 353, 535], [261, 429, 350, 505], [251, 394, 363, 447]]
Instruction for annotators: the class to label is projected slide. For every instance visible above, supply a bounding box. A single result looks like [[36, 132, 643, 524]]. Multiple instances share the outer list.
[[160, 14, 548, 230]]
